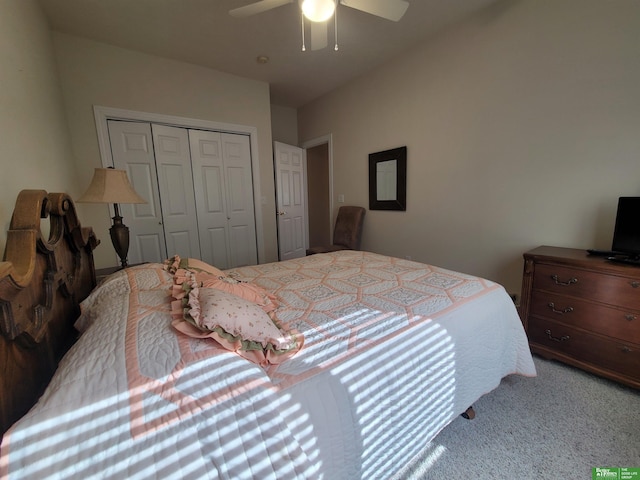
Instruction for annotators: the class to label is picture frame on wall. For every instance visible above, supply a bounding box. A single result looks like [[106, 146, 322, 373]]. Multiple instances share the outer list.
[[368, 146, 407, 211]]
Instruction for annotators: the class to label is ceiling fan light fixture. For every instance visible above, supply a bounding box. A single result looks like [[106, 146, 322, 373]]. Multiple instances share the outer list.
[[300, 0, 335, 22]]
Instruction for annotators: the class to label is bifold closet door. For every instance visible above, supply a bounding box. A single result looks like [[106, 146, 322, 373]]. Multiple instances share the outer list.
[[108, 120, 166, 265], [189, 130, 257, 269], [109, 121, 202, 264], [108, 120, 257, 269], [151, 124, 201, 259]]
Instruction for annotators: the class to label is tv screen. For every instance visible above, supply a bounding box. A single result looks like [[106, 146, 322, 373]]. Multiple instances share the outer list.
[[611, 197, 640, 258]]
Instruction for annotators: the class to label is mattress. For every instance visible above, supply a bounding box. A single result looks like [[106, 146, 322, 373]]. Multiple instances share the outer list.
[[0, 251, 535, 479]]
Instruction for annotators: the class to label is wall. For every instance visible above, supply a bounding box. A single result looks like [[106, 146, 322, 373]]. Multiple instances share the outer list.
[[52, 33, 278, 268], [298, 0, 640, 296], [271, 104, 298, 146], [307, 143, 330, 246], [0, 0, 78, 254]]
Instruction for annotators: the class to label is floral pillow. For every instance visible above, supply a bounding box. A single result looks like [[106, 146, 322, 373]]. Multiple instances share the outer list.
[[165, 255, 278, 313], [170, 270, 303, 366]]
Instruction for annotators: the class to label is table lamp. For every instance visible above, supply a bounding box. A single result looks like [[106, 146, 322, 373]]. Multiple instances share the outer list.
[[77, 167, 147, 268]]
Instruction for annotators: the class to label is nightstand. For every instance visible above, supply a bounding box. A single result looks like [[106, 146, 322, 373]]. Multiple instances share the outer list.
[[95, 266, 123, 283], [95, 263, 148, 283]]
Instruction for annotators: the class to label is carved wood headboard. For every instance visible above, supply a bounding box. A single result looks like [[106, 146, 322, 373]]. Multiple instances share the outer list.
[[0, 190, 99, 436]]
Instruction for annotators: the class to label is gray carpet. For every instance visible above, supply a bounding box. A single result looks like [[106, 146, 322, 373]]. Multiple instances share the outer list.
[[394, 356, 640, 479]]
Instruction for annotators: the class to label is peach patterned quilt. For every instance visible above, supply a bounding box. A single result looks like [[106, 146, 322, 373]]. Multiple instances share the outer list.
[[0, 251, 535, 479]]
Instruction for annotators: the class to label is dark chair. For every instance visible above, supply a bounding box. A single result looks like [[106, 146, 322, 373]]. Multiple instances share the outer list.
[[306, 206, 366, 255]]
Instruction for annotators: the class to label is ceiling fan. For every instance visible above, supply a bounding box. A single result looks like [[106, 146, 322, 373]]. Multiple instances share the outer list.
[[230, 0, 410, 51]]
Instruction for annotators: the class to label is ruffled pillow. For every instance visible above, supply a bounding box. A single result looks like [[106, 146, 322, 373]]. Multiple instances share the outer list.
[[171, 271, 303, 366], [165, 255, 278, 313], [164, 255, 225, 277]]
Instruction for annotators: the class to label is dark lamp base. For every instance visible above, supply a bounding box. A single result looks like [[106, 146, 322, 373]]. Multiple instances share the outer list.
[[109, 212, 130, 269]]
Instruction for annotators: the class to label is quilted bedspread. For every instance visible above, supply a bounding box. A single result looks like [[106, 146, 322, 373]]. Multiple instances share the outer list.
[[0, 251, 535, 479]]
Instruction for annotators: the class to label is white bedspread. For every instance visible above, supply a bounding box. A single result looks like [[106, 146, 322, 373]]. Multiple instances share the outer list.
[[0, 251, 535, 479]]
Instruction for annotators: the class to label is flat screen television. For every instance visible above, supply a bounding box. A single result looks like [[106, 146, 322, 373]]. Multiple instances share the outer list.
[[611, 197, 640, 260]]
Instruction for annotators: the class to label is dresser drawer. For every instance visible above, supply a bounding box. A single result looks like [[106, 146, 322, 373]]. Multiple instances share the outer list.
[[533, 264, 640, 311], [530, 290, 640, 343], [528, 317, 640, 382]]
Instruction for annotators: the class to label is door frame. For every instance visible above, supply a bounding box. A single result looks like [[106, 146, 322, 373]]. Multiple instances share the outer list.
[[93, 105, 266, 264], [302, 134, 334, 242]]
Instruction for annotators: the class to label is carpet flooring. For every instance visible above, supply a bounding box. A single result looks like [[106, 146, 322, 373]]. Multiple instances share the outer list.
[[394, 355, 640, 479]]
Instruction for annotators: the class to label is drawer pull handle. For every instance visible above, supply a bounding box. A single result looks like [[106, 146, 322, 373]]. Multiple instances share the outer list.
[[547, 302, 574, 315], [551, 274, 578, 286], [625, 314, 637, 322], [631, 281, 640, 289], [621, 346, 632, 353], [545, 329, 570, 342]]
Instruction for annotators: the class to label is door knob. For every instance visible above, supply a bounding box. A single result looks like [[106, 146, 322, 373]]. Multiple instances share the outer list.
[[277, 211, 287, 216]]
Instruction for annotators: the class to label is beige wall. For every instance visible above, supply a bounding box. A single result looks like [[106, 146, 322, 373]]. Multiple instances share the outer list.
[[298, 0, 640, 296], [52, 33, 278, 268], [271, 104, 298, 146], [307, 143, 331, 246], [0, 0, 78, 254]]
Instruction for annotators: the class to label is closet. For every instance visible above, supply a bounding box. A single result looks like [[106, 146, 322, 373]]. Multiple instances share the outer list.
[[107, 120, 257, 269]]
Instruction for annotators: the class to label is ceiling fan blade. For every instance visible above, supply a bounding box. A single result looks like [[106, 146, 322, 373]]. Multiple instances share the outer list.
[[339, 0, 409, 21], [229, 0, 293, 18], [310, 21, 328, 51]]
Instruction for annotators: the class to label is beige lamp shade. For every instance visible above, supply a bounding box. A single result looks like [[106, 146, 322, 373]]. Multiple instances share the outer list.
[[77, 168, 146, 204]]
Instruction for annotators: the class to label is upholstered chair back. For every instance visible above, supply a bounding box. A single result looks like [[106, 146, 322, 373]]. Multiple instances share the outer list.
[[306, 206, 366, 255], [332, 206, 366, 250]]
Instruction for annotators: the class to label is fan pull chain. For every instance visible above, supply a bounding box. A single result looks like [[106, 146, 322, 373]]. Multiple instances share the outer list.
[[301, 12, 306, 51], [334, 4, 339, 51]]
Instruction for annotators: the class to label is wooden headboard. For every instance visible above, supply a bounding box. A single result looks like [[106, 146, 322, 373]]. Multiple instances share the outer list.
[[0, 190, 99, 437]]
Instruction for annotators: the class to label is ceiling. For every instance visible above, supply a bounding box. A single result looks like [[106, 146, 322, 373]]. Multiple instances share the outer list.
[[38, 0, 499, 108]]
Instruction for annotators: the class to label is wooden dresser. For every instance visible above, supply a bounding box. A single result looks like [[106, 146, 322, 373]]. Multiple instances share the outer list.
[[519, 246, 640, 389]]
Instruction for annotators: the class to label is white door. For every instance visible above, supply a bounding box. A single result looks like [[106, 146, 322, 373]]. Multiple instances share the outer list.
[[151, 124, 201, 259], [274, 141, 307, 260], [223, 133, 258, 267], [189, 130, 257, 269], [108, 120, 166, 265], [108, 121, 257, 269], [190, 129, 229, 268]]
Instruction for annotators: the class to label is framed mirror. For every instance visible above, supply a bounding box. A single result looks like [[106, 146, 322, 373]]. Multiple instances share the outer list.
[[368, 146, 407, 211]]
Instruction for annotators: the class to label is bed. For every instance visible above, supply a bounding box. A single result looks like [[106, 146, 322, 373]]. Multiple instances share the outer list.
[[0, 190, 536, 479]]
